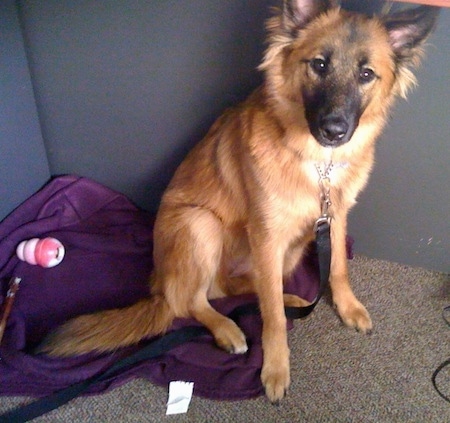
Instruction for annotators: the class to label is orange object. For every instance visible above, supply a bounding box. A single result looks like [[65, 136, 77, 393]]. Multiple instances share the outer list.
[[0, 277, 21, 345], [394, 0, 450, 7]]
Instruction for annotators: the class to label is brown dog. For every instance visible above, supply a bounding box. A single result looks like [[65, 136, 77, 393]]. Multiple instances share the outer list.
[[39, 0, 439, 402]]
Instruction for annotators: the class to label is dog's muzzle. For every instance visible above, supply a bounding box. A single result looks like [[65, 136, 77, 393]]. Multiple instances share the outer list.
[[303, 87, 361, 148], [312, 112, 359, 148]]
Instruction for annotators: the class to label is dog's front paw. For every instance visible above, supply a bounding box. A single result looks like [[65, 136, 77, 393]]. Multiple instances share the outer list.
[[261, 356, 290, 403], [335, 299, 372, 334]]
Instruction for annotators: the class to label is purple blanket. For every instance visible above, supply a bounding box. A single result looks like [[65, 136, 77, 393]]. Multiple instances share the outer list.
[[0, 176, 349, 400]]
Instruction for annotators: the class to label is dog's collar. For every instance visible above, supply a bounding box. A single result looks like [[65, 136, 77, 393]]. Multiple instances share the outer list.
[[314, 161, 349, 174]]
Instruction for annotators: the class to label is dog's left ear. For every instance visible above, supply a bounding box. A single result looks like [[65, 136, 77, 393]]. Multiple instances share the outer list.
[[383, 5, 440, 61]]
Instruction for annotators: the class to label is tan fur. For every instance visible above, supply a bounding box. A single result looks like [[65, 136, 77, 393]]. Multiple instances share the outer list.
[[38, 1, 437, 403]]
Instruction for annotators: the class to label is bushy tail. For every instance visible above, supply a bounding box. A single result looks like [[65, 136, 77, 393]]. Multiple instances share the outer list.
[[37, 295, 174, 357]]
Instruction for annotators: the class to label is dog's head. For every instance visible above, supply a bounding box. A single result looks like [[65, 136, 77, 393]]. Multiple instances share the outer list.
[[260, 0, 439, 149]]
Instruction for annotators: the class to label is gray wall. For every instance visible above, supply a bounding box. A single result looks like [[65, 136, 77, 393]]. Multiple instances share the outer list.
[[348, 10, 450, 273], [2, 1, 448, 272], [17, 0, 272, 210], [0, 0, 49, 220]]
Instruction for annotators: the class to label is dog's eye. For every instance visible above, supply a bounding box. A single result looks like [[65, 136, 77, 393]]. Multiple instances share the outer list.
[[359, 67, 376, 84], [310, 58, 329, 76]]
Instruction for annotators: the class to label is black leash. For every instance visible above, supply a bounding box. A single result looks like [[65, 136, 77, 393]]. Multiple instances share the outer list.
[[0, 222, 331, 422], [285, 221, 331, 319], [431, 305, 450, 403], [0, 326, 209, 423]]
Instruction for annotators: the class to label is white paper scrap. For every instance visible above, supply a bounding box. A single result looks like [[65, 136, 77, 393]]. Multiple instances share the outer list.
[[166, 381, 194, 415]]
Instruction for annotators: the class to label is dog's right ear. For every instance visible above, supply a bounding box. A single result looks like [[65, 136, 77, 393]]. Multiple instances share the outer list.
[[282, 0, 337, 32]]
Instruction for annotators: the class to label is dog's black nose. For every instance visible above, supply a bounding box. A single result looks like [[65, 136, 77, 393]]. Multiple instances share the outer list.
[[320, 117, 349, 143]]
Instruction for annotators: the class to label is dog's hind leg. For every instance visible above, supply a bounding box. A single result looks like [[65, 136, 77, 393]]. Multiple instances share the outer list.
[[283, 293, 310, 308], [281, 240, 312, 309], [155, 207, 248, 354]]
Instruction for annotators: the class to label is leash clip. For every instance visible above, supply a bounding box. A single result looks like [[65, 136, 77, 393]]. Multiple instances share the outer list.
[[314, 161, 333, 233], [314, 200, 332, 233]]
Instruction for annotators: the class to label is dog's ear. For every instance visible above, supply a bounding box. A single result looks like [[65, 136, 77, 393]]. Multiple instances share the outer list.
[[282, 0, 338, 31], [383, 6, 440, 62], [260, 0, 338, 70], [383, 5, 440, 98]]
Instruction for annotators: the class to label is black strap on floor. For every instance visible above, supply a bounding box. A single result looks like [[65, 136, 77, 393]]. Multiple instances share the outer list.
[[0, 325, 209, 423], [0, 222, 331, 422], [431, 305, 450, 403]]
